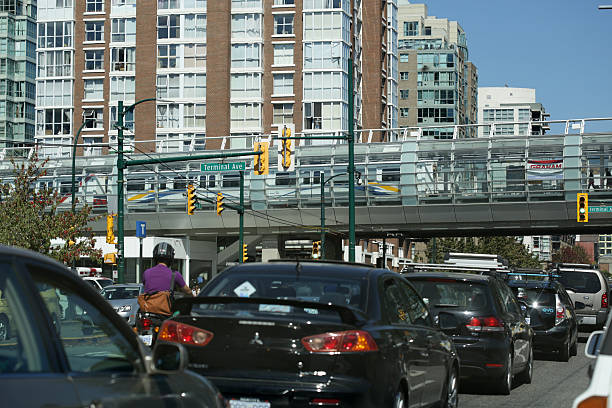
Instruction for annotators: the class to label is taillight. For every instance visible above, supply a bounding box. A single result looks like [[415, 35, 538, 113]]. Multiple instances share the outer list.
[[302, 330, 378, 352], [310, 398, 341, 406], [602, 293, 608, 309], [577, 396, 607, 408], [159, 320, 214, 347], [555, 295, 566, 326], [466, 316, 505, 332], [141, 317, 152, 331]]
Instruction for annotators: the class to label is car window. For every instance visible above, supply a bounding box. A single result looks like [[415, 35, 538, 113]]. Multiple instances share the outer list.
[[98, 279, 114, 289], [103, 287, 141, 300], [511, 286, 555, 307], [26, 264, 141, 373], [408, 277, 493, 313], [558, 271, 601, 294], [381, 278, 409, 325], [0, 260, 51, 374], [396, 279, 431, 327], [498, 281, 521, 315]]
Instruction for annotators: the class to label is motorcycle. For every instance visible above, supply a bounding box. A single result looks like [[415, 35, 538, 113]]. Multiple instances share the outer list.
[[135, 310, 169, 346]]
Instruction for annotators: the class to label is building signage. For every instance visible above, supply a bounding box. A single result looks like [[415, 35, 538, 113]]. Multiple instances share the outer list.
[[526, 159, 563, 180]]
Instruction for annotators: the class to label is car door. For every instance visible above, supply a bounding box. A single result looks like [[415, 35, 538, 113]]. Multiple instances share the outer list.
[[0, 255, 81, 408], [496, 281, 530, 371], [396, 277, 448, 407], [21, 260, 191, 408]]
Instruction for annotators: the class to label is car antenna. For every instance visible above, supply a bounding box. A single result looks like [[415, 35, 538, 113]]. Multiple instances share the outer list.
[[295, 257, 302, 281]]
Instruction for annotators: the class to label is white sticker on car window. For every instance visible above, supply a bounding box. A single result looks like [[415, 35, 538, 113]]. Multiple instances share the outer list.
[[234, 281, 256, 298]]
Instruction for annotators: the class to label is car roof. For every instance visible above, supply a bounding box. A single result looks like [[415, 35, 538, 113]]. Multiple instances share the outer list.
[[83, 276, 113, 281], [0, 244, 71, 270], [223, 261, 381, 278], [402, 271, 493, 282]]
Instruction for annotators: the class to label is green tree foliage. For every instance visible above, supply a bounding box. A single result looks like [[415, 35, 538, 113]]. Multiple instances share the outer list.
[[552, 245, 592, 265], [0, 153, 102, 265], [426, 236, 541, 268]]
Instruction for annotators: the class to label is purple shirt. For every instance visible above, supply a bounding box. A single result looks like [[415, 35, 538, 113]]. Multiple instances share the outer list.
[[143, 264, 186, 293]]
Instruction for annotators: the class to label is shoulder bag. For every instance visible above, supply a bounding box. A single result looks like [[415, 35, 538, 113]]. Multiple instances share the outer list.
[[137, 270, 176, 316]]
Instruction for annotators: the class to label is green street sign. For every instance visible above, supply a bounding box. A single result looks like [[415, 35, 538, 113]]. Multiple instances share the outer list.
[[201, 162, 246, 172], [590, 206, 612, 213]]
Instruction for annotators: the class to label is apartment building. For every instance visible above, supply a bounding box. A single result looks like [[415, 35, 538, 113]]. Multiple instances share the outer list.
[[396, 1, 478, 139], [34, 0, 398, 157], [0, 0, 36, 149]]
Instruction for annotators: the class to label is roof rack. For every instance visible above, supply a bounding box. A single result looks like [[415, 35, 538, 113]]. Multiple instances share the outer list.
[[502, 268, 560, 281], [267, 259, 373, 268], [401, 262, 508, 276]]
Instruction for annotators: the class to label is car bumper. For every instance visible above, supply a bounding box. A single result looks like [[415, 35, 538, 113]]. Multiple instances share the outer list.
[[452, 336, 510, 380], [576, 309, 608, 328], [116, 310, 136, 325], [532, 323, 570, 351]]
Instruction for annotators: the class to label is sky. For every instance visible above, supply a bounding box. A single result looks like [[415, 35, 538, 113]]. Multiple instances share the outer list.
[[413, 0, 612, 122]]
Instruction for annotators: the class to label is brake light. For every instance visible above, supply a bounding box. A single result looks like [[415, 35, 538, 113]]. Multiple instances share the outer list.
[[302, 330, 378, 352], [577, 396, 607, 408], [141, 317, 152, 331], [555, 295, 566, 326], [310, 398, 341, 406], [466, 316, 505, 332], [602, 293, 608, 309], [159, 320, 214, 347]]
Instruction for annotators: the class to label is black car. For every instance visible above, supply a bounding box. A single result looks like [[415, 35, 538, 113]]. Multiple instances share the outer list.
[[506, 277, 580, 361], [404, 271, 534, 395], [161, 261, 460, 408], [0, 245, 225, 408]]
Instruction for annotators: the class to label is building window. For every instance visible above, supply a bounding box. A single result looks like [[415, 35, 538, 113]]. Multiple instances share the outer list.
[[36, 80, 72, 106], [274, 0, 294, 4], [156, 104, 180, 128], [112, 0, 136, 5], [230, 73, 262, 98], [38, 22, 73, 48], [231, 43, 261, 68], [83, 108, 104, 129], [85, 21, 104, 42], [111, 18, 136, 43], [273, 43, 293, 65], [158, 15, 180, 39], [399, 54, 409, 63], [274, 14, 294, 35], [304, 101, 343, 130], [183, 103, 206, 128], [156, 74, 180, 99], [111, 47, 135, 72], [184, 44, 206, 68], [184, 14, 206, 39], [55, 0, 73, 8], [303, 42, 345, 69], [36, 108, 72, 135], [184, 0, 207, 8], [273, 103, 293, 124], [403, 21, 418, 36], [400, 108, 409, 118], [303, 11, 346, 41], [518, 108, 530, 121], [304, 0, 341, 8], [157, 0, 179, 8], [231, 14, 261, 39], [230, 103, 261, 129], [273, 73, 293, 95], [37, 50, 72, 77], [86, 0, 104, 12], [424, 26, 431, 35], [110, 106, 134, 131], [84, 79, 104, 100], [183, 73, 206, 98], [110, 76, 135, 101], [231, 0, 262, 8], [400, 72, 409, 80], [303, 71, 344, 100], [400, 89, 409, 100], [84, 49, 104, 71], [418, 108, 455, 123], [157, 44, 178, 69]]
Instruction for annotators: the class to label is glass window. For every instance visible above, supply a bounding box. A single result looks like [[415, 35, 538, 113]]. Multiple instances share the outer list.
[[84, 49, 104, 70], [157, 44, 178, 69], [183, 103, 206, 128], [110, 76, 135, 101], [274, 0, 294, 4], [85, 21, 104, 42], [37, 50, 72, 77], [400, 108, 409, 118], [403, 21, 418, 36], [183, 0, 207, 8], [157, 15, 180, 39], [273, 43, 293, 65], [400, 89, 409, 99], [231, 43, 261, 68], [498, 282, 520, 315], [273, 103, 293, 124], [110, 105, 134, 131], [231, 14, 261, 39], [183, 73, 206, 98], [184, 14, 206, 39], [156, 104, 180, 128], [230, 103, 261, 129], [557, 271, 602, 294], [86, 0, 104, 12], [274, 14, 293, 35], [157, 0, 179, 8], [230, 73, 261, 98], [381, 278, 407, 325], [231, 0, 262, 8], [83, 108, 104, 130], [156, 74, 180, 99], [36, 108, 72, 136], [38, 21, 73, 48], [84, 78, 104, 100], [397, 279, 431, 326], [400, 71, 409, 80], [184, 44, 206, 68], [111, 47, 135, 72], [304, 0, 342, 9], [273, 73, 293, 95], [111, 18, 136, 43]]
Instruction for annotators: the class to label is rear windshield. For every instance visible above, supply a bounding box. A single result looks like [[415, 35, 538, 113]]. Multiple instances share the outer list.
[[103, 287, 140, 300], [407, 278, 492, 312], [557, 271, 601, 294], [510, 286, 555, 307]]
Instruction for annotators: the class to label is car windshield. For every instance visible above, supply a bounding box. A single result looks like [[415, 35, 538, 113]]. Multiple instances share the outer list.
[[557, 271, 601, 294], [99, 279, 114, 288], [102, 287, 140, 300], [408, 278, 493, 312], [510, 286, 555, 307]]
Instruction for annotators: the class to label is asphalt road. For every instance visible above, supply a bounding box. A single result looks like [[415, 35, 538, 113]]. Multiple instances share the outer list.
[[460, 332, 593, 408]]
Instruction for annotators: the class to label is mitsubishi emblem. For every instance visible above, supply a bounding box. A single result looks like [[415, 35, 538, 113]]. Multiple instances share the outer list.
[[249, 331, 264, 346]]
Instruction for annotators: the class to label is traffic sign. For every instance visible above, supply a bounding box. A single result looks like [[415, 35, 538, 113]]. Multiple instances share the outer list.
[[135, 221, 146, 238], [201, 162, 246, 172], [590, 206, 612, 213]]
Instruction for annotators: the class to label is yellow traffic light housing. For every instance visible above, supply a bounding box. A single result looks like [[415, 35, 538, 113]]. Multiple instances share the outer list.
[[282, 137, 292, 170], [187, 184, 197, 215], [242, 243, 248, 262], [216, 192, 225, 216], [253, 142, 269, 175], [312, 241, 321, 259], [106, 214, 116, 244], [577, 193, 588, 222]]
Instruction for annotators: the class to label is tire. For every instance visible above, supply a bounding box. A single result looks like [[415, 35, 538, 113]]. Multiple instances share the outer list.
[[495, 352, 512, 395], [392, 388, 407, 408], [558, 340, 570, 362], [441, 366, 459, 408], [0, 315, 8, 341], [517, 346, 533, 384], [570, 338, 578, 356]]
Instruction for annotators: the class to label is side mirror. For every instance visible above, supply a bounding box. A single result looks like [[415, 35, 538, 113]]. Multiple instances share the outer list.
[[437, 312, 460, 331], [574, 301, 586, 310], [585, 330, 605, 359], [151, 342, 189, 373]]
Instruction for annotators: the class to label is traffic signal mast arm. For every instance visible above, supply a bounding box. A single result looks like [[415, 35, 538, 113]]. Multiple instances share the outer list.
[[120, 150, 263, 169]]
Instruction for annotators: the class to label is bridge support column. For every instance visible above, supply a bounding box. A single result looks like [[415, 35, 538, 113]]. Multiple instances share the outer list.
[[401, 139, 418, 206], [261, 235, 282, 262], [322, 234, 343, 261], [564, 134, 582, 200], [251, 176, 267, 211]]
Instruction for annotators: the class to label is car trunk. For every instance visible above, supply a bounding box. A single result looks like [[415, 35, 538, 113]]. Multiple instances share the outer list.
[[512, 287, 556, 330], [557, 271, 602, 316]]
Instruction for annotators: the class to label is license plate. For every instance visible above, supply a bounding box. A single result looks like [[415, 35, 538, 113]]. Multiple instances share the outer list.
[[578, 316, 597, 325], [525, 317, 531, 325], [139, 334, 152, 346], [229, 399, 271, 408]]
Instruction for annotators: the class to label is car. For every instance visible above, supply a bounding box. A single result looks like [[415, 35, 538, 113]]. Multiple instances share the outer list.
[[101, 283, 144, 326], [554, 263, 609, 330], [404, 271, 534, 395], [572, 313, 612, 408], [505, 273, 581, 361], [0, 244, 226, 408], [161, 261, 460, 408], [82, 276, 115, 292]]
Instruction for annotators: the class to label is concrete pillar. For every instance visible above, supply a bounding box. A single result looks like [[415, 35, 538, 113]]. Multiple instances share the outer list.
[[261, 235, 282, 262], [401, 138, 418, 206], [563, 134, 581, 200], [323, 234, 343, 261]]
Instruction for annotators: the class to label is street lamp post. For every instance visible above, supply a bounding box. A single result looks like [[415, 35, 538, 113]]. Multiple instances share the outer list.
[[71, 117, 95, 213]]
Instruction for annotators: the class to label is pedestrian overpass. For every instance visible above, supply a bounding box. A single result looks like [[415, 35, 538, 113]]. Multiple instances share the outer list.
[[4, 117, 612, 238]]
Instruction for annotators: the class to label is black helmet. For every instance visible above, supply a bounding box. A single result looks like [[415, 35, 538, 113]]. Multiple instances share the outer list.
[[153, 242, 175, 265]]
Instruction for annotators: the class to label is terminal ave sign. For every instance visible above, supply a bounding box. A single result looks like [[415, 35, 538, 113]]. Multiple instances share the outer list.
[[201, 162, 246, 172], [590, 206, 612, 213]]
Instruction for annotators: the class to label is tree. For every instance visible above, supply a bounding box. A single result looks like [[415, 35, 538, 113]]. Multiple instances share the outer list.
[[0, 153, 102, 265], [552, 245, 592, 265], [426, 236, 541, 268]]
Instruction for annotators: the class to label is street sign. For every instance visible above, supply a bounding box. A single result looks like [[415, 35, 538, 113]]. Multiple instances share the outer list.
[[590, 206, 612, 213], [135, 221, 146, 238], [201, 162, 246, 172]]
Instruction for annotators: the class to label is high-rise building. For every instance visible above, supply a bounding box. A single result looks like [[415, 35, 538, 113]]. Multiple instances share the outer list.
[[0, 0, 37, 150], [396, 2, 478, 139], [34, 0, 398, 157]]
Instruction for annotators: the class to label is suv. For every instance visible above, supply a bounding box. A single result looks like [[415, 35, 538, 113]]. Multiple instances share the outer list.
[[554, 264, 609, 329], [404, 271, 533, 395], [506, 275, 579, 361]]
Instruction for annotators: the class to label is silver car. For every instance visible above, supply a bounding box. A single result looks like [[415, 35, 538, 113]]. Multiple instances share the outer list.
[[556, 264, 609, 329], [102, 283, 143, 326]]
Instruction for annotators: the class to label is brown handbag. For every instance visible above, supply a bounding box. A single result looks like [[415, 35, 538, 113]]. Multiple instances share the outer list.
[[138, 270, 176, 315]]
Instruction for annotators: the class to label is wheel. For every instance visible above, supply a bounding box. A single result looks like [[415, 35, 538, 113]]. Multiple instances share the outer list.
[[441, 366, 459, 408], [392, 388, 407, 408], [0, 315, 8, 341], [495, 352, 512, 395], [517, 346, 533, 384], [570, 339, 578, 356], [558, 340, 570, 362]]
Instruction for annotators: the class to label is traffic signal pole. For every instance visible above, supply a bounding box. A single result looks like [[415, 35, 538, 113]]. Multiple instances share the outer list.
[[239, 170, 244, 263]]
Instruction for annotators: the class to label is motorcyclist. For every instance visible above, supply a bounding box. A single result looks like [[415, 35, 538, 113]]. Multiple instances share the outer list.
[[143, 242, 193, 298]]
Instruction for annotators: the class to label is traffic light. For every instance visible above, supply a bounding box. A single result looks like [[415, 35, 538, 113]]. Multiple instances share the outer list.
[[312, 241, 321, 259], [216, 192, 224, 216], [253, 141, 269, 175], [577, 193, 588, 222], [187, 184, 197, 215], [242, 244, 248, 263], [278, 125, 295, 171], [106, 214, 116, 244]]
